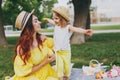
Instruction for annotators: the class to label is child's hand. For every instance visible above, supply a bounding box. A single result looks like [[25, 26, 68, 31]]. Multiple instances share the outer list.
[[85, 29, 93, 36], [43, 18, 49, 22]]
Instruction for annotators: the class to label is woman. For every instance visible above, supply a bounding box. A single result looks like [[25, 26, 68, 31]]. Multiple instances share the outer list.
[[10, 9, 58, 80]]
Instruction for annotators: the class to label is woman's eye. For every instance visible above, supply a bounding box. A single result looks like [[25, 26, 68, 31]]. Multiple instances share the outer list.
[[34, 20, 37, 23]]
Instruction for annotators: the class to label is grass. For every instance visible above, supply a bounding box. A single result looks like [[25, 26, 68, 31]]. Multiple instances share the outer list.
[[0, 37, 18, 80], [0, 32, 120, 80], [71, 33, 120, 68], [0, 45, 14, 80], [91, 25, 120, 30]]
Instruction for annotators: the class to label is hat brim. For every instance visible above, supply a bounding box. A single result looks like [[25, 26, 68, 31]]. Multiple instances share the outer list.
[[52, 8, 70, 22], [22, 9, 35, 31]]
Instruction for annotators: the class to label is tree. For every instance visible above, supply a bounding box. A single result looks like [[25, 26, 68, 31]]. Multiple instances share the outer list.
[[2, 0, 43, 29], [2, 0, 57, 28], [42, 0, 57, 15], [0, 0, 57, 47], [70, 0, 91, 44], [0, 0, 8, 47], [39, 0, 58, 28]]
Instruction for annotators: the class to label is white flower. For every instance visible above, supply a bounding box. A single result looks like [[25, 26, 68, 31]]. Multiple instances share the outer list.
[[111, 69, 118, 77]]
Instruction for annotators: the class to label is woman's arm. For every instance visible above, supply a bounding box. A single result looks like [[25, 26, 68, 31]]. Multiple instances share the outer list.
[[69, 25, 93, 36], [16, 46, 55, 76], [43, 18, 55, 25], [31, 54, 55, 74]]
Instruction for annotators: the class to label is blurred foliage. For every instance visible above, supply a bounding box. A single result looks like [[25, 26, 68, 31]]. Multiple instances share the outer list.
[[2, 0, 57, 29]]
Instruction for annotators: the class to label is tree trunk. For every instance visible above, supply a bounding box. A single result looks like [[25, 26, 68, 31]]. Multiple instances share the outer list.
[[0, 0, 8, 47], [85, 7, 91, 39], [70, 0, 91, 44]]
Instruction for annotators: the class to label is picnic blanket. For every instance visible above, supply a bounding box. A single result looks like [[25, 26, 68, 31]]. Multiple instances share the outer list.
[[70, 68, 120, 80]]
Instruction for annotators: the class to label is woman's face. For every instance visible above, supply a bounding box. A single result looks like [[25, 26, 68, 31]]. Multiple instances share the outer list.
[[32, 15, 41, 32], [53, 12, 61, 26]]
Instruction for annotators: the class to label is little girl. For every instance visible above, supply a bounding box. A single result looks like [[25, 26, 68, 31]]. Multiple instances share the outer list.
[[43, 6, 93, 80]]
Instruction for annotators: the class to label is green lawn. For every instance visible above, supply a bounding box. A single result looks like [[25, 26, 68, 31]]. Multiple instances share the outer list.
[[91, 25, 120, 30], [71, 33, 120, 67], [0, 32, 120, 80]]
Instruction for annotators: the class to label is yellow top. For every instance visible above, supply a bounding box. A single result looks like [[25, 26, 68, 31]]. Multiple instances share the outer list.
[[12, 37, 58, 80]]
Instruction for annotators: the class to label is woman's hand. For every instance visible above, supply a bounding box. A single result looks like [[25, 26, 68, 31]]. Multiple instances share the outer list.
[[31, 54, 56, 73], [45, 54, 56, 64]]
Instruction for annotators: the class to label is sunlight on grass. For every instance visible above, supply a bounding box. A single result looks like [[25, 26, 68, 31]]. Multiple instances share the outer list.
[[91, 25, 120, 30]]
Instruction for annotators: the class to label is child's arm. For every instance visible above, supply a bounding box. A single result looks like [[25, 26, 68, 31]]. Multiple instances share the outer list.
[[69, 25, 93, 36], [43, 18, 55, 25]]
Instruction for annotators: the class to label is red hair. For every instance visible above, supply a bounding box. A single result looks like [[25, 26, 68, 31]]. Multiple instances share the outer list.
[[14, 15, 42, 64]]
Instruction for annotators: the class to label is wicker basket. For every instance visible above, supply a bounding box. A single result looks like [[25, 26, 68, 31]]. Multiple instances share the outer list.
[[82, 59, 103, 75], [89, 59, 102, 68]]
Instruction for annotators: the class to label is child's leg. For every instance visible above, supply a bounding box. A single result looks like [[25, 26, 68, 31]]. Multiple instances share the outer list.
[[56, 51, 64, 79], [63, 50, 71, 79]]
